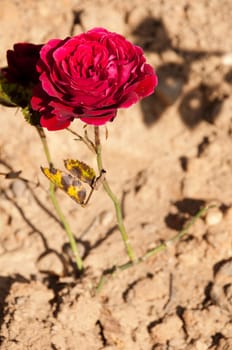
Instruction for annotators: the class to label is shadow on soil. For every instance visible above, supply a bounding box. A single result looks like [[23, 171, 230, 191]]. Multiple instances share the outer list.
[[165, 197, 206, 231], [132, 16, 226, 128]]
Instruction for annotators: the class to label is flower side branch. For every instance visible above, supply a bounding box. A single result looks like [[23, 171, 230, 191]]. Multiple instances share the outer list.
[[96, 205, 212, 292], [94, 126, 136, 262]]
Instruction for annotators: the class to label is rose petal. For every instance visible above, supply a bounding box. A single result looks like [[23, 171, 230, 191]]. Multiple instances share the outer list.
[[40, 113, 72, 130], [134, 74, 158, 97], [80, 110, 116, 125]]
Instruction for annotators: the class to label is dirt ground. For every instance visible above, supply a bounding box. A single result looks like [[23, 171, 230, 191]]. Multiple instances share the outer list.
[[1, 0, 232, 349]]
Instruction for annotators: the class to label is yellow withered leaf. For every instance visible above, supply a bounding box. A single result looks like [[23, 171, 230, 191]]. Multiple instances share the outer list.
[[64, 159, 96, 186], [41, 167, 86, 205]]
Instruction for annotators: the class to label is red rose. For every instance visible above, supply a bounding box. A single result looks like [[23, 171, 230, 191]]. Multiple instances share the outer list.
[[31, 28, 158, 130], [2, 43, 42, 85]]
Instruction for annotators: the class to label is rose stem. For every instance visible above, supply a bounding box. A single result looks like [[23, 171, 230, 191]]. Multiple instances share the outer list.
[[94, 126, 136, 262], [96, 205, 210, 292], [36, 126, 84, 271]]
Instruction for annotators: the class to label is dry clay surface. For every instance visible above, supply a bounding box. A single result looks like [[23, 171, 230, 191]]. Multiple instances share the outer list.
[[1, 0, 232, 349]]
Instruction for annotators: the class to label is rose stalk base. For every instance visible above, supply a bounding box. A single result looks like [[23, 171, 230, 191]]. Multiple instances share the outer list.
[[36, 126, 84, 271]]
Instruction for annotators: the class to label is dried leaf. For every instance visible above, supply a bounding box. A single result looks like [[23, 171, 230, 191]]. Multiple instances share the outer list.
[[64, 159, 96, 186], [41, 167, 86, 205]]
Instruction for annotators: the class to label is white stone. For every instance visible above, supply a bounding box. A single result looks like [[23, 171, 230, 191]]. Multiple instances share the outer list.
[[205, 209, 223, 226], [222, 53, 232, 66]]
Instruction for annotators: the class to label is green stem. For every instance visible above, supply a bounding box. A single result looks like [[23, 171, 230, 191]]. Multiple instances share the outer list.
[[96, 206, 210, 293], [36, 126, 83, 271], [49, 184, 83, 270], [94, 126, 136, 262], [141, 205, 209, 261], [36, 126, 53, 167]]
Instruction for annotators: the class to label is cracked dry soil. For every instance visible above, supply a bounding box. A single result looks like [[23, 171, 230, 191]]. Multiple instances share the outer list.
[[1, 0, 232, 349]]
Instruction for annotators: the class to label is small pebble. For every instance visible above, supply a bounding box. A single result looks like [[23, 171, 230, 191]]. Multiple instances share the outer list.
[[99, 211, 114, 226], [222, 53, 232, 66], [215, 260, 232, 280], [11, 179, 27, 198], [141, 222, 157, 235], [205, 208, 223, 226]]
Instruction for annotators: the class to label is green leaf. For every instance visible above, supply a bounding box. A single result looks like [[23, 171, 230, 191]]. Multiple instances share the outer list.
[[0, 72, 17, 107], [22, 106, 41, 126], [0, 71, 32, 108]]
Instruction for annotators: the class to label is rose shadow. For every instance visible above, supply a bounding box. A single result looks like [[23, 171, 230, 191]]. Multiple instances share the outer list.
[[132, 16, 224, 128]]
